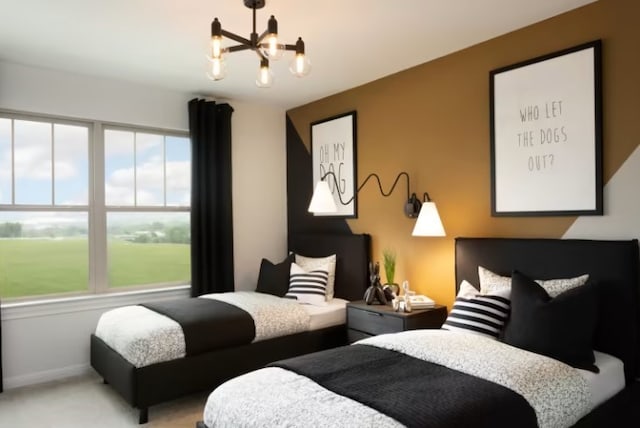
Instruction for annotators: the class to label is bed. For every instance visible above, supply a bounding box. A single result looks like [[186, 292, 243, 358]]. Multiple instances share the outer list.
[[198, 237, 639, 428], [90, 233, 371, 424]]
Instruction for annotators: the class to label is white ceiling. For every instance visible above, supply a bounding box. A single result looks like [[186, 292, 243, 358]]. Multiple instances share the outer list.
[[0, 0, 596, 109]]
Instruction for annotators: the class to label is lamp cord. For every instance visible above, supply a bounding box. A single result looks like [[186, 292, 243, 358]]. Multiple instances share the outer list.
[[320, 171, 410, 206]]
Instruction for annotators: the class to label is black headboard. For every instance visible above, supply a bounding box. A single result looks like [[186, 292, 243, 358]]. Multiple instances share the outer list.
[[455, 237, 639, 383], [289, 233, 371, 302]]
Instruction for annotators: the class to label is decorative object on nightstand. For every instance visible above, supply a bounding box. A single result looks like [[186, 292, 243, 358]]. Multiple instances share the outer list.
[[347, 300, 448, 343], [363, 261, 387, 305], [382, 248, 400, 296], [391, 280, 436, 313]]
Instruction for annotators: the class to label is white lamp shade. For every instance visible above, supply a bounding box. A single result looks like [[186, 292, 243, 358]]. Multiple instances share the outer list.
[[412, 201, 445, 237], [308, 181, 338, 214]]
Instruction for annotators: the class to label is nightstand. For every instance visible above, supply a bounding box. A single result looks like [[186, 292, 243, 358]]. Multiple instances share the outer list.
[[346, 300, 448, 343]]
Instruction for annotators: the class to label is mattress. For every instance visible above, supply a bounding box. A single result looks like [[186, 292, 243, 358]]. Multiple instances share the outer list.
[[303, 297, 348, 330], [577, 350, 625, 407]]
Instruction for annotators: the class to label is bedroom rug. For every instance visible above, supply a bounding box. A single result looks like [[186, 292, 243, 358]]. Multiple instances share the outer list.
[[0, 372, 206, 427]]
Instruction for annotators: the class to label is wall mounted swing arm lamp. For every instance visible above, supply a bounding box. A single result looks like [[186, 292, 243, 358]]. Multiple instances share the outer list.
[[307, 171, 446, 237], [207, 0, 311, 87]]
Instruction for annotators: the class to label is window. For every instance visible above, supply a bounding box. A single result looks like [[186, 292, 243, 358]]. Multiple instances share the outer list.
[[0, 112, 190, 301]]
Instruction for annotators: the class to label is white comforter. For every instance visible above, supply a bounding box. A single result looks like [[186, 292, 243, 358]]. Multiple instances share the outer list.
[[94, 291, 311, 368], [203, 330, 593, 428]]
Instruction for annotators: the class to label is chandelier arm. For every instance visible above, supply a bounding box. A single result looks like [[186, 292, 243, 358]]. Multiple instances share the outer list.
[[283, 44, 297, 51], [257, 30, 269, 44], [227, 45, 252, 53], [221, 30, 252, 46]]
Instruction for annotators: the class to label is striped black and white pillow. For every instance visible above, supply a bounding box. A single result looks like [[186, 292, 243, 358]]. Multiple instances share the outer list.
[[285, 262, 329, 306], [442, 281, 510, 339]]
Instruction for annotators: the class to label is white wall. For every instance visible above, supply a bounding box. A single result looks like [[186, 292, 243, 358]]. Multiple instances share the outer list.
[[232, 101, 288, 290], [0, 61, 287, 388], [564, 145, 640, 240]]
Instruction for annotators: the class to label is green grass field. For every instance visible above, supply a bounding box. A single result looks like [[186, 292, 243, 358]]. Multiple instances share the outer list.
[[0, 239, 190, 299]]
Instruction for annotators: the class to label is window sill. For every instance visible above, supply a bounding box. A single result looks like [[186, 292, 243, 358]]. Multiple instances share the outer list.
[[1, 285, 191, 320]]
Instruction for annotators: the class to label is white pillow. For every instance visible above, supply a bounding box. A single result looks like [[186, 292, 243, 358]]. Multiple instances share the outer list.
[[285, 262, 329, 306], [457, 279, 483, 298], [294, 254, 336, 300], [478, 267, 511, 296], [478, 266, 589, 298], [442, 280, 510, 339]]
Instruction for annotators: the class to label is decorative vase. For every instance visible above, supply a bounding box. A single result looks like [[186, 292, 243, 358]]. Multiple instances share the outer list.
[[385, 283, 400, 296]]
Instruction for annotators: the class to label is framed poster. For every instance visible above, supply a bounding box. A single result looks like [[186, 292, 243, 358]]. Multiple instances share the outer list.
[[490, 40, 602, 216], [310, 111, 357, 217]]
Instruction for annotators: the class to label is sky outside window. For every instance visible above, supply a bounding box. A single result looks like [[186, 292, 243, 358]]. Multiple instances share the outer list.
[[14, 119, 52, 205], [105, 130, 190, 207]]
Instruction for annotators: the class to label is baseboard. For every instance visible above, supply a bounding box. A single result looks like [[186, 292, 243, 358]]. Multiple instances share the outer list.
[[3, 363, 93, 390]]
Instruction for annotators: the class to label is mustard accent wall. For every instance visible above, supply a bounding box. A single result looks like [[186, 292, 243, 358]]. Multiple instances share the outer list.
[[287, 0, 640, 308]]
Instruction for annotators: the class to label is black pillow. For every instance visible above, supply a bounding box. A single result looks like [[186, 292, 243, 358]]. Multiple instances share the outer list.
[[255, 254, 294, 297], [502, 270, 599, 373]]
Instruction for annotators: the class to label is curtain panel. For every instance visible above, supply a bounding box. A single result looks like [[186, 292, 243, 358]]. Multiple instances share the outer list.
[[188, 99, 235, 296]]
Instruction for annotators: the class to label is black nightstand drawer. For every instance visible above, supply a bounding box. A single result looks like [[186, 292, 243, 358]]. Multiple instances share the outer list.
[[347, 329, 372, 343], [348, 306, 403, 335], [346, 301, 448, 343]]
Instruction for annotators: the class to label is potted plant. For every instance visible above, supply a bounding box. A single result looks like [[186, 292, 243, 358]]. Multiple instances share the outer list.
[[382, 248, 399, 295]]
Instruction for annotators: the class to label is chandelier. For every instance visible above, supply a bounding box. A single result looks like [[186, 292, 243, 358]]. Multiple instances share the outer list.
[[207, 0, 311, 88]]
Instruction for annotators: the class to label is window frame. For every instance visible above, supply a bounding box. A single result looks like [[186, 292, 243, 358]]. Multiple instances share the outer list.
[[0, 109, 191, 303]]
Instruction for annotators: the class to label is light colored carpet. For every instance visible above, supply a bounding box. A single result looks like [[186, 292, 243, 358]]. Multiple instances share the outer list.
[[0, 372, 209, 428]]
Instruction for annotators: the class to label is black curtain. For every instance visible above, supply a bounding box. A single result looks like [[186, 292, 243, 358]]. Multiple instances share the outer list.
[[188, 99, 235, 297]]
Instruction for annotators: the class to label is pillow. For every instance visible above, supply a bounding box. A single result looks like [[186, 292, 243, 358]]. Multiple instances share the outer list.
[[255, 254, 294, 297], [285, 262, 329, 306], [478, 266, 511, 295], [441, 280, 510, 340], [478, 266, 589, 298], [502, 270, 599, 373], [294, 254, 336, 300]]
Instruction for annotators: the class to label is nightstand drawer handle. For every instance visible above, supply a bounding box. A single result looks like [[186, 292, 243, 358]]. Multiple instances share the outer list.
[[368, 312, 383, 317]]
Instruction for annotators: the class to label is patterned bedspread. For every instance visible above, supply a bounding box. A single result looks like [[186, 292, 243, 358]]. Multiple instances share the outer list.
[[203, 330, 593, 428], [94, 291, 311, 367]]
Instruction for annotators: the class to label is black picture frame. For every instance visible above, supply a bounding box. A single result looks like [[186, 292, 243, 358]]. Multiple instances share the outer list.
[[310, 111, 358, 218], [490, 40, 603, 216]]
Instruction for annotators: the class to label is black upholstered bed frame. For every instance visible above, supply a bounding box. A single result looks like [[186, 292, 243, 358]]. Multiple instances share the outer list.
[[455, 237, 639, 426], [90, 233, 371, 424]]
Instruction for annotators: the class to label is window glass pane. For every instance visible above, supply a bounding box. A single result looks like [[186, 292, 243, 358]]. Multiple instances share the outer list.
[[105, 129, 134, 206], [0, 118, 12, 204], [14, 120, 52, 205], [166, 136, 191, 206], [0, 211, 88, 299], [136, 133, 164, 206], [107, 212, 190, 288], [54, 124, 89, 205]]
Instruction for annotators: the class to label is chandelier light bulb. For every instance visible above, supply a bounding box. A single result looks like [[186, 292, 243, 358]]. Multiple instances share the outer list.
[[211, 35, 223, 59], [261, 34, 284, 60], [256, 60, 273, 88], [290, 54, 311, 77], [207, 57, 226, 81]]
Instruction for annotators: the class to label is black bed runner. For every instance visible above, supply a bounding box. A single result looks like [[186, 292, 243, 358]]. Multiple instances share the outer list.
[[270, 344, 538, 428], [142, 298, 255, 356]]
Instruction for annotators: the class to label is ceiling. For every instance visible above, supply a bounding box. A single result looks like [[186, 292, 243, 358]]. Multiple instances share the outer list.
[[0, 0, 596, 110]]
